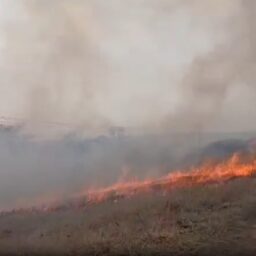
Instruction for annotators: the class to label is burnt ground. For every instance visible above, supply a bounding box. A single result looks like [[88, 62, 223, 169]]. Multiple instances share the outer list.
[[0, 177, 255, 256]]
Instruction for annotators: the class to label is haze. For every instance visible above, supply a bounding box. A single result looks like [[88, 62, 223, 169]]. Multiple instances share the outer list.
[[0, 0, 255, 137], [0, 0, 255, 209]]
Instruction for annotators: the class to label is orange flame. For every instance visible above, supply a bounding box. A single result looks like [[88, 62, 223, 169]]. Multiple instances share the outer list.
[[83, 153, 256, 203], [2, 153, 256, 214]]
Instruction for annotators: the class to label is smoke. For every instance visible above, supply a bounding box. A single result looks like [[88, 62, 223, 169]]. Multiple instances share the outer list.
[[0, 127, 254, 210], [0, 128, 191, 209], [0, 0, 255, 137], [162, 0, 256, 132], [0, 0, 256, 209]]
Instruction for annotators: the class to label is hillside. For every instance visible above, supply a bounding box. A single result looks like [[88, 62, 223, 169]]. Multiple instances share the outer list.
[[0, 175, 255, 256]]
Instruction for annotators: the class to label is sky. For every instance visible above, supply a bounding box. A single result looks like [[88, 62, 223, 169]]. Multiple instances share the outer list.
[[0, 0, 255, 138]]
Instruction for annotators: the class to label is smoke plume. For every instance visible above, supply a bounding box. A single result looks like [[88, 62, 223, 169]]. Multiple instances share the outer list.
[[0, 0, 256, 209], [0, 0, 255, 137]]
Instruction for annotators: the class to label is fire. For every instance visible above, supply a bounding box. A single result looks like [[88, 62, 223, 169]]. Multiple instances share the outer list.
[[83, 153, 256, 203], [2, 153, 256, 214]]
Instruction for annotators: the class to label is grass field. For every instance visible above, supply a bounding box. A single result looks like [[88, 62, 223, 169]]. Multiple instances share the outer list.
[[0, 177, 255, 256]]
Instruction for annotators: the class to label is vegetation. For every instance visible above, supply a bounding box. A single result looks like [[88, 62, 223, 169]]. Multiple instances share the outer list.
[[0, 177, 255, 256]]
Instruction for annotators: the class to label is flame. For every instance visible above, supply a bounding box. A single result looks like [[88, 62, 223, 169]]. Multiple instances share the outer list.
[[2, 153, 256, 214], [83, 153, 256, 203]]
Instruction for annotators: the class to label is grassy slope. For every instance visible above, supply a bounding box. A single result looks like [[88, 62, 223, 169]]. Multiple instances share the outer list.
[[0, 177, 255, 256]]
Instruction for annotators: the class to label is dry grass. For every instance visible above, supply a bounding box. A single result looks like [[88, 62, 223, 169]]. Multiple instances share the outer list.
[[0, 177, 255, 256]]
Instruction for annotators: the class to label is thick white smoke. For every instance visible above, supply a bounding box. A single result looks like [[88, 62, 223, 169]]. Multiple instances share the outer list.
[[0, 0, 255, 138], [1, 0, 256, 210]]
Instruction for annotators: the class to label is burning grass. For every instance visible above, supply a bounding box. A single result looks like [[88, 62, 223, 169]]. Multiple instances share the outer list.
[[0, 153, 256, 255], [81, 153, 256, 205], [3, 153, 255, 215], [0, 174, 255, 254]]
